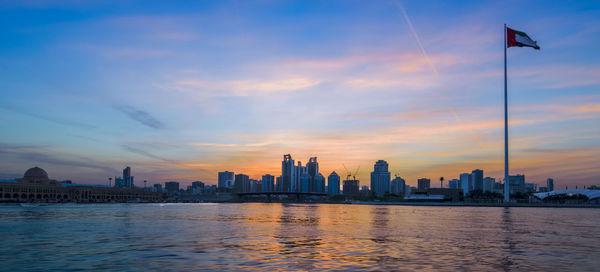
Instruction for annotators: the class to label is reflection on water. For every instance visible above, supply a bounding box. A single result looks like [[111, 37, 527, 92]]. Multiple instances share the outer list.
[[0, 203, 599, 271]]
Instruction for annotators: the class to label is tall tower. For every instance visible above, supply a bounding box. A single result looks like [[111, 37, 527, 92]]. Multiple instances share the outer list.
[[307, 157, 319, 191], [327, 171, 340, 195], [547, 178, 554, 192], [282, 154, 296, 192], [471, 169, 484, 191], [370, 160, 391, 197], [123, 166, 134, 188]]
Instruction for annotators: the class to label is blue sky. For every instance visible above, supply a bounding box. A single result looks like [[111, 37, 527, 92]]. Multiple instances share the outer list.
[[1, 0, 599, 188]]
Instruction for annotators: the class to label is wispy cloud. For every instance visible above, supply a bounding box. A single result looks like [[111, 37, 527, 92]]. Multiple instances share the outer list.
[[173, 77, 321, 96], [113, 105, 166, 129], [70, 44, 172, 58], [0, 103, 95, 129], [121, 144, 177, 164], [0, 143, 116, 174]]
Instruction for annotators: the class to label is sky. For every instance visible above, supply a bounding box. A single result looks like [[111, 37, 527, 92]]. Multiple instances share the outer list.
[[1, 0, 599, 189]]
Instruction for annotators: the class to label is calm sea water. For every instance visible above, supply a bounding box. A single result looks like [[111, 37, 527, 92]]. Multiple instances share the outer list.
[[0, 203, 599, 271]]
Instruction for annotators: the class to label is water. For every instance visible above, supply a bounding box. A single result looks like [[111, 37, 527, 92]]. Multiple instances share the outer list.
[[0, 203, 599, 271]]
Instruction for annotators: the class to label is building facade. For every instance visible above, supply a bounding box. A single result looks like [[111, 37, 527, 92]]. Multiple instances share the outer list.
[[370, 160, 391, 197], [448, 179, 460, 189], [471, 169, 483, 191], [0, 167, 161, 203], [460, 173, 472, 196], [234, 174, 250, 193], [261, 174, 275, 192], [391, 176, 406, 195], [327, 172, 340, 195], [547, 178, 554, 191], [343, 179, 359, 195], [483, 177, 495, 192], [218, 171, 234, 189], [417, 178, 431, 191]]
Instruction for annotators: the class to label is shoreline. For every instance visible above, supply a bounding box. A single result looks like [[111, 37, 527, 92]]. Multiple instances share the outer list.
[[3, 201, 600, 208], [345, 201, 600, 208]]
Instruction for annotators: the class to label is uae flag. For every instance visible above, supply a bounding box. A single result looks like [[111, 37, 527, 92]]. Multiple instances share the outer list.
[[507, 27, 540, 49]]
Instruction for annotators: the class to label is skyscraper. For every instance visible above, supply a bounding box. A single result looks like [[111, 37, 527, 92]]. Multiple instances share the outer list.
[[547, 178, 554, 191], [471, 169, 483, 191], [460, 173, 472, 196], [261, 174, 275, 192], [123, 166, 134, 188], [314, 173, 325, 192], [218, 171, 234, 189], [281, 154, 296, 192], [483, 177, 495, 192], [391, 176, 406, 195], [300, 173, 310, 193], [370, 160, 391, 197], [234, 174, 250, 193], [295, 162, 307, 192], [276, 176, 282, 191], [509, 174, 526, 195], [307, 157, 318, 191], [417, 178, 430, 191], [165, 181, 179, 196], [327, 172, 340, 195]]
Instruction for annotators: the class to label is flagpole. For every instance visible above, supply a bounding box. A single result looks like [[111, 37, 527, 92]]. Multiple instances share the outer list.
[[504, 24, 510, 202]]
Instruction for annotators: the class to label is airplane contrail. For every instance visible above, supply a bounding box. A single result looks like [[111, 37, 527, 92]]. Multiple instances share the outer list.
[[392, 1, 439, 78], [392, 1, 487, 150]]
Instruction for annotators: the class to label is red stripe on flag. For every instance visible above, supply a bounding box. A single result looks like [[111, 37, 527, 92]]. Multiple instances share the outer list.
[[507, 27, 517, 48]]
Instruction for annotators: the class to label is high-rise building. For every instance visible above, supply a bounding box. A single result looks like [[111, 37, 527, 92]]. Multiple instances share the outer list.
[[370, 160, 391, 197], [483, 177, 495, 192], [314, 173, 325, 192], [460, 173, 472, 196], [250, 179, 261, 192], [234, 174, 250, 193], [218, 171, 234, 189], [116, 166, 134, 189], [165, 181, 179, 195], [493, 181, 504, 195], [343, 179, 359, 195], [191, 181, 204, 195], [391, 176, 406, 195], [123, 166, 134, 188], [327, 172, 340, 195], [471, 169, 483, 191], [547, 178, 554, 191], [276, 176, 282, 191], [448, 179, 460, 189], [300, 173, 311, 193], [261, 174, 275, 192], [417, 178, 430, 191], [307, 157, 319, 191], [295, 162, 307, 192], [508, 174, 526, 195], [281, 154, 296, 192], [153, 183, 163, 193], [114, 176, 124, 188]]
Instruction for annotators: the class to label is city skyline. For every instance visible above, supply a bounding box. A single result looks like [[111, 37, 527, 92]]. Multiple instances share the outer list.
[[1, 1, 599, 188]]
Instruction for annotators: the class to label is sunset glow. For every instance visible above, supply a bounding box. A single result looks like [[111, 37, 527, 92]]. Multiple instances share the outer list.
[[1, 1, 598, 188]]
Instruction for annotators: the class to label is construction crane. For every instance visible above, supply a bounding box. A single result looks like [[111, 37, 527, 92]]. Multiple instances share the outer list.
[[352, 166, 360, 181], [342, 164, 352, 181]]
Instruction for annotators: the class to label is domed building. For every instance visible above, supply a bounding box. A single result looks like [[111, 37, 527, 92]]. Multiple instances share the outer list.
[[19, 167, 58, 185], [0, 167, 161, 203]]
